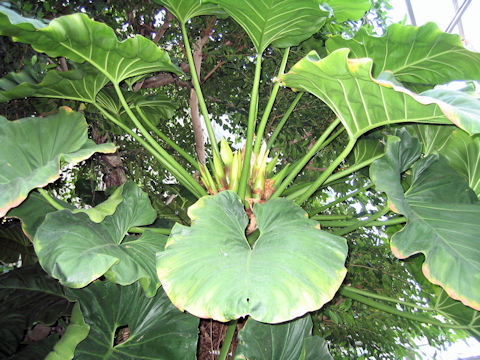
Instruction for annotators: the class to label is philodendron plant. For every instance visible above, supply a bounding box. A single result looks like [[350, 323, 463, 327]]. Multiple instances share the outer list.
[[0, 0, 480, 358]]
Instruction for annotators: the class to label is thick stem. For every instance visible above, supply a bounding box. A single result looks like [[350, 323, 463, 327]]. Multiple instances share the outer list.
[[128, 226, 171, 235], [218, 320, 237, 360], [135, 106, 199, 170], [296, 139, 356, 204], [339, 287, 469, 329], [315, 217, 406, 227], [181, 22, 220, 159], [333, 205, 390, 236], [272, 119, 341, 198], [309, 184, 373, 215], [38, 188, 65, 211], [238, 54, 263, 199], [267, 92, 303, 149], [253, 47, 290, 155], [323, 153, 383, 186], [95, 103, 205, 198]]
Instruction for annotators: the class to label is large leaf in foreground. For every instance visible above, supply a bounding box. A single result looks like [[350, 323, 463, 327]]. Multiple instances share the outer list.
[[205, 0, 330, 53], [0, 109, 115, 217], [281, 49, 480, 139], [326, 22, 480, 86], [157, 191, 347, 323], [34, 182, 165, 296], [67, 281, 199, 360], [234, 315, 332, 360], [370, 133, 480, 310], [0, 9, 180, 84]]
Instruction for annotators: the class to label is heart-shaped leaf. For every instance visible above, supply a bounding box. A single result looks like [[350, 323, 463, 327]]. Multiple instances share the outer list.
[[326, 22, 480, 87], [234, 315, 332, 360], [34, 182, 165, 296], [205, 0, 330, 53], [281, 49, 480, 139], [153, 0, 226, 24], [157, 190, 347, 323], [66, 281, 199, 360], [0, 9, 180, 85], [0, 109, 115, 217], [370, 131, 480, 310]]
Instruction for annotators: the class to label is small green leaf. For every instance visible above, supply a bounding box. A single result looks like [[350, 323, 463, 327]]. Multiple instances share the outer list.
[[67, 281, 199, 360], [370, 131, 480, 310], [45, 303, 90, 360], [205, 0, 330, 53], [157, 191, 347, 323], [34, 182, 165, 296], [0, 109, 116, 217]]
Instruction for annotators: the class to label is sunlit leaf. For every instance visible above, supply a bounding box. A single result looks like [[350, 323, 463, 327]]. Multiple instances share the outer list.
[[204, 0, 330, 53], [0, 109, 115, 217], [67, 281, 199, 359], [157, 190, 347, 323], [325, 0, 370, 22], [326, 22, 480, 87], [370, 131, 480, 310], [34, 182, 165, 296]]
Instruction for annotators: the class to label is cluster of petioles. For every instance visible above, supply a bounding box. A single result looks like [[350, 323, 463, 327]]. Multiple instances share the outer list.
[[198, 138, 290, 203]]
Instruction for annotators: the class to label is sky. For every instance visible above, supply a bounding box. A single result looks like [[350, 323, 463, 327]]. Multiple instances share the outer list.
[[384, 2, 480, 358]]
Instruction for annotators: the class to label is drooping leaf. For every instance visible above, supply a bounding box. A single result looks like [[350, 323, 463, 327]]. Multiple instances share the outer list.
[[439, 129, 480, 197], [0, 109, 116, 217], [204, 0, 330, 53], [157, 190, 347, 323], [153, 0, 226, 24], [370, 132, 480, 310], [353, 137, 384, 164], [0, 64, 109, 104], [408, 124, 454, 155], [234, 315, 332, 360], [0, 4, 46, 32], [66, 281, 199, 360], [0, 264, 70, 358], [325, 0, 370, 22], [45, 303, 90, 360], [34, 182, 165, 296], [0, 9, 180, 85], [281, 49, 480, 139], [326, 22, 480, 87]]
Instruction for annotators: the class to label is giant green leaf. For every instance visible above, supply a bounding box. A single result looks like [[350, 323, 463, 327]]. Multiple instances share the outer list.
[[326, 22, 480, 87], [34, 182, 165, 296], [0, 109, 115, 217], [370, 132, 480, 310], [409, 124, 454, 155], [0, 264, 70, 358], [234, 315, 332, 360], [281, 49, 480, 139], [157, 190, 347, 323], [66, 281, 199, 360], [204, 0, 330, 53], [153, 0, 226, 24], [0, 9, 180, 85]]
